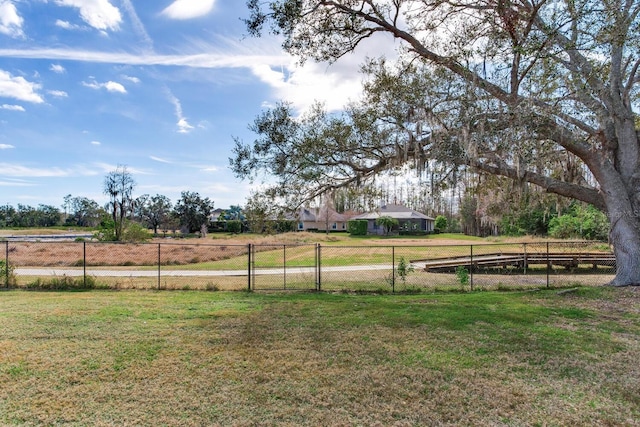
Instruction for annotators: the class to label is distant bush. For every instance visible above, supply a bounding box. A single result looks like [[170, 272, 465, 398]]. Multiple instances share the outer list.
[[226, 220, 242, 234], [25, 275, 103, 291], [0, 260, 16, 287], [549, 204, 609, 240], [435, 215, 448, 232], [347, 220, 368, 236], [122, 223, 152, 243]]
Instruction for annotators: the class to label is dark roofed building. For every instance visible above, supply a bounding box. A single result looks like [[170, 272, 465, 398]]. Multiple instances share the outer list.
[[352, 204, 435, 235]]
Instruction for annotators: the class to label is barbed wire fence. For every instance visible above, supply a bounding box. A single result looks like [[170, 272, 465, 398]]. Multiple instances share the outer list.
[[2, 240, 615, 291]]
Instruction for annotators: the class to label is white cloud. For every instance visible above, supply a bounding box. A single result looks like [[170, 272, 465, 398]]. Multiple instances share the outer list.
[[54, 0, 122, 32], [161, 0, 216, 20], [82, 79, 126, 93], [48, 89, 68, 97], [150, 156, 171, 163], [90, 140, 101, 145], [0, 143, 15, 149], [176, 118, 193, 134], [50, 64, 66, 73], [92, 162, 149, 175], [122, 75, 140, 84], [103, 81, 126, 93], [0, 70, 44, 103], [0, 178, 34, 187], [1, 104, 24, 111], [0, 45, 290, 70], [0, 0, 24, 38], [165, 89, 194, 134], [120, 0, 153, 51], [0, 163, 74, 177], [55, 19, 85, 30]]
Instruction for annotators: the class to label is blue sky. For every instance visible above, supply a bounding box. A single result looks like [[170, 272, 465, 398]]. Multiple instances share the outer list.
[[0, 0, 383, 210]]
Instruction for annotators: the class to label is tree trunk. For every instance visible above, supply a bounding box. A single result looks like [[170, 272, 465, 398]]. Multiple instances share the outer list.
[[599, 150, 640, 287], [608, 214, 640, 286]]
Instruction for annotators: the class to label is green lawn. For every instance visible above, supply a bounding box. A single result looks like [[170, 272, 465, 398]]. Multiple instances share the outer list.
[[0, 287, 638, 426]]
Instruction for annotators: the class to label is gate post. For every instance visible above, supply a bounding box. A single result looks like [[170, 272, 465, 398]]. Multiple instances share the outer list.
[[546, 241, 550, 288], [157, 243, 161, 290], [470, 244, 474, 291], [83, 241, 87, 288], [392, 246, 395, 293], [247, 244, 252, 291], [316, 244, 321, 291], [4, 240, 8, 288]]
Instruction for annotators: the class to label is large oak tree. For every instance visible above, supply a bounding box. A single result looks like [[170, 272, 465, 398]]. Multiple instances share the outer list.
[[234, 0, 640, 286]]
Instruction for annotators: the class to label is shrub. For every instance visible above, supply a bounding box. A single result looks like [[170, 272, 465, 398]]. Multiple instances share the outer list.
[[456, 266, 469, 289], [0, 260, 17, 287], [396, 256, 414, 283], [25, 275, 101, 291], [226, 220, 242, 234], [122, 223, 152, 243], [376, 216, 399, 235], [347, 220, 368, 236], [435, 215, 448, 232], [549, 204, 609, 240]]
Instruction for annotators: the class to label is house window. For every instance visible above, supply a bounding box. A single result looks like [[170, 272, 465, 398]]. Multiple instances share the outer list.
[[298, 222, 304, 230], [332, 222, 337, 230]]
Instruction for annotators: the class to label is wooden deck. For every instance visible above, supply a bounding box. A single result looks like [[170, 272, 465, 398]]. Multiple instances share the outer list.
[[412, 252, 616, 273]]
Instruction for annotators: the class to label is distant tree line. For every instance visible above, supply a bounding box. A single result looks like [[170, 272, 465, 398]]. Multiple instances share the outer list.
[[0, 166, 608, 242]]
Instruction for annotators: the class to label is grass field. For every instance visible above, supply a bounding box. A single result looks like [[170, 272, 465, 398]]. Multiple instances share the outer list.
[[0, 287, 638, 426]]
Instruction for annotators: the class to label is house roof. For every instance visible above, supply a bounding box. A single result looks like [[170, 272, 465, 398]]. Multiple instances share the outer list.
[[298, 206, 350, 222], [353, 204, 435, 221]]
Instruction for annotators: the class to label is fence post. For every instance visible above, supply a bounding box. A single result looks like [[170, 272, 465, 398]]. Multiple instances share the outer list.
[[158, 243, 161, 290], [470, 244, 474, 291], [247, 244, 252, 291], [283, 244, 287, 290], [316, 244, 322, 291], [4, 240, 8, 288], [546, 241, 550, 288], [523, 242, 528, 275], [392, 246, 395, 293], [83, 241, 86, 288]]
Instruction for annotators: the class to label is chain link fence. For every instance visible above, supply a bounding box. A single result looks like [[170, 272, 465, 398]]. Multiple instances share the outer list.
[[2, 240, 615, 291]]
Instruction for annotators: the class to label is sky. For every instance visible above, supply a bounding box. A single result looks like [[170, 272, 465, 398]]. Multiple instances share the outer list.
[[0, 0, 393, 210]]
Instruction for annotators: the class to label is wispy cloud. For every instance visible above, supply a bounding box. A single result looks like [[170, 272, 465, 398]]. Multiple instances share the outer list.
[[55, 0, 122, 33], [161, 0, 216, 20], [165, 89, 193, 134], [0, 163, 77, 177], [48, 89, 68, 97], [90, 140, 101, 145], [0, 178, 34, 187], [0, 143, 15, 149], [122, 75, 140, 84], [55, 19, 86, 31], [92, 162, 150, 175], [0, 46, 289, 69], [120, 0, 153, 51], [150, 156, 172, 163], [0, 0, 24, 38], [1, 104, 24, 111], [82, 79, 126, 93], [50, 63, 66, 73], [0, 69, 44, 103]]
